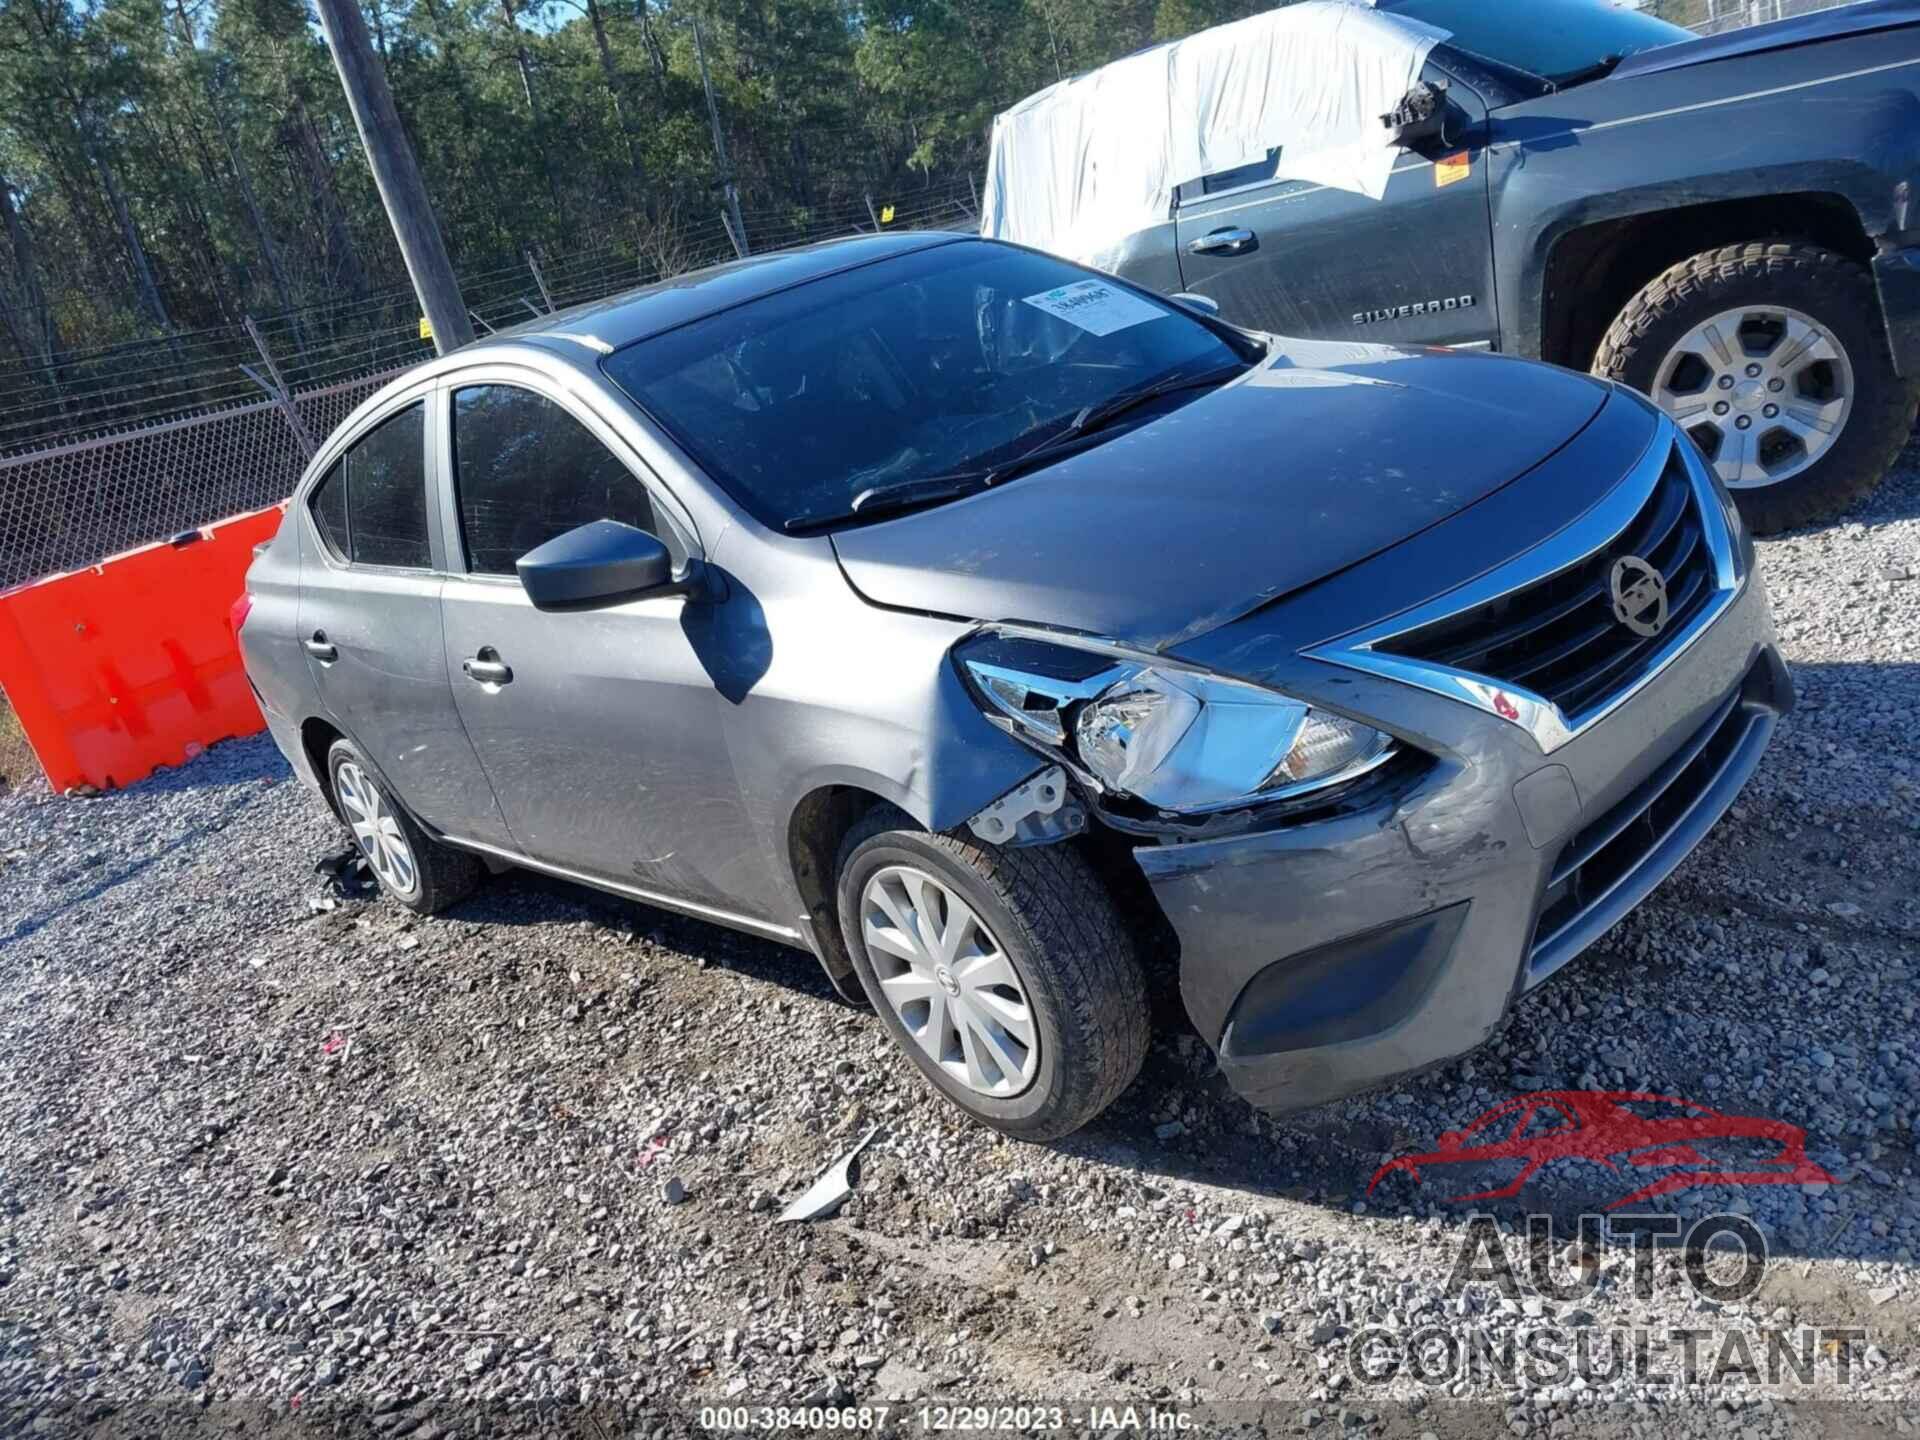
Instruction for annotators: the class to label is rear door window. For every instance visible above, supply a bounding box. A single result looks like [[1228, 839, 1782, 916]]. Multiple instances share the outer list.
[[1201, 148, 1281, 195], [344, 403, 430, 568], [449, 384, 658, 576]]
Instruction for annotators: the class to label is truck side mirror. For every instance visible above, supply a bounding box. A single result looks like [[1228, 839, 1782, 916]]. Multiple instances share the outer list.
[[1380, 80, 1452, 150]]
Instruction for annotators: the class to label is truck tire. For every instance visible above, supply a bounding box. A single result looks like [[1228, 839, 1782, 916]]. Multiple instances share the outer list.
[[326, 738, 482, 915], [1592, 242, 1915, 533], [835, 812, 1149, 1141]]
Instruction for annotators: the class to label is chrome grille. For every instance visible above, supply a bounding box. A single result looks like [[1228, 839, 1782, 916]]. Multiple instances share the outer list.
[[1379, 444, 1713, 720]]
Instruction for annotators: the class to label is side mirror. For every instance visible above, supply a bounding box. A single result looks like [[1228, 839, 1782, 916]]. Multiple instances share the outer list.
[[1168, 291, 1221, 317], [516, 518, 688, 609], [1380, 80, 1452, 150]]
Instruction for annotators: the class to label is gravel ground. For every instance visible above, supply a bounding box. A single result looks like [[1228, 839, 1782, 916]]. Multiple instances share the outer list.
[[2, 444, 1918, 1439], [0, 700, 31, 795]]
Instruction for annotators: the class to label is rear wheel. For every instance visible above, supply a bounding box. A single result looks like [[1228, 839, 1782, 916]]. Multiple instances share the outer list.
[[835, 815, 1148, 1141], [326, 738, 482, 915], [1592, 241, 1916, 533]]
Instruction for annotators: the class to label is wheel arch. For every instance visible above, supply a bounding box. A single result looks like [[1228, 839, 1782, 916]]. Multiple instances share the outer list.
[[785, 778, 924, 1003], [1539, 191, 1875, 371], [301, 714, 348, 819], [780, 771, 1172, 1008]]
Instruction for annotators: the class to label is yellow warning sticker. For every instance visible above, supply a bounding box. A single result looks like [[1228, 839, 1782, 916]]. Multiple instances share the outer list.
[[418, 316, 433, 341], [1435, 151, 1471, 188]]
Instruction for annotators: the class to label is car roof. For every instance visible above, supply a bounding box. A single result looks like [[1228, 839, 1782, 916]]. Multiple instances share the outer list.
[[473, 230, 968, 359], [305, 232, 980, 482]]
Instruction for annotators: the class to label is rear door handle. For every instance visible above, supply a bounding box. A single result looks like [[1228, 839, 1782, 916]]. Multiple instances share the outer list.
[[462, 650, 513, 686], [303, 632, 337, 662], [1188, 227, 1257, 256]]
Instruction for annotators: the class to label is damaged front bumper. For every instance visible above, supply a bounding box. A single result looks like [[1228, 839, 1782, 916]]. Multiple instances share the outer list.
[[1124, 414, 1790, 1114], [1135, 594, 1787, 1114]]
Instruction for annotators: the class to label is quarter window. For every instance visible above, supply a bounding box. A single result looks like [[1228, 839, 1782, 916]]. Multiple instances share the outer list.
[[450, 384, 658, 576], [309, 460, 348, 559], [332, 403, 431, 568], [305, 405, 430, 567]]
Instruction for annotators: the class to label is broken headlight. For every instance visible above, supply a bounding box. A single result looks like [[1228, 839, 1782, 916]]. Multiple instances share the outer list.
[[956, 631, 1396, 815]]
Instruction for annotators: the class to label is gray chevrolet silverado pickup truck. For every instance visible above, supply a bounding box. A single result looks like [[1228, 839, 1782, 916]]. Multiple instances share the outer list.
[[1077, 0, 1920, 532]]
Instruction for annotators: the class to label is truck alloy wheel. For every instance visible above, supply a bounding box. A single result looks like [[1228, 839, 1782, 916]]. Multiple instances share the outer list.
[[1653, 303, 1852, 491], [1594, 241, 1916, 534]]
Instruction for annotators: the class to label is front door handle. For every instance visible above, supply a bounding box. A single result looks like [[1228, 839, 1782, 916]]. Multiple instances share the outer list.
[[1188, 227, 1257, 256], [303, 631, 337, 663], [462, 649, 513, 687]]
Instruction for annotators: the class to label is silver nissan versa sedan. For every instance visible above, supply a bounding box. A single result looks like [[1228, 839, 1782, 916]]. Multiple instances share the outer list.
[[237, 233, 1790, 1139]]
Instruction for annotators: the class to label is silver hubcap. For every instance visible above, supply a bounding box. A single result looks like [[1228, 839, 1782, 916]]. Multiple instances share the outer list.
[[1653, 304, 1853, 490], [860, 865, 1039, 1098], [335, 760, 418, 897]]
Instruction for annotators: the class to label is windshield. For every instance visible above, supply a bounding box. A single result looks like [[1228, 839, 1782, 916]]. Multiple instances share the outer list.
[[1383, 0, 1689, 84], [601, 241, 1248, 531]]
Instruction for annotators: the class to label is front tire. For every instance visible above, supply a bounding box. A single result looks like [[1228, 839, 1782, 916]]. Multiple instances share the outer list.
[[1592, 241, 1915, 533], [326, 738, 482, 915], [835, 815, 1149, 1141]]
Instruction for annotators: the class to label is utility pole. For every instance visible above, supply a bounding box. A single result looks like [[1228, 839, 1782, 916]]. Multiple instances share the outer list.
[[312, 0, 474, 353], [693, 14, 748, 256]]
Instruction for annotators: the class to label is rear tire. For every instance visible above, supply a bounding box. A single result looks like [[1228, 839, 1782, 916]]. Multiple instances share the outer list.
[[835, 813, 1148, 1141], [1592, 241, 1915, 533], [325, 738, 482, 916]]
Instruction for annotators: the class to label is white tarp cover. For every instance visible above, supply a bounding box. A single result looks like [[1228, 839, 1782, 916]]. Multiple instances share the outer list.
[[980, 1, 1447, 266]]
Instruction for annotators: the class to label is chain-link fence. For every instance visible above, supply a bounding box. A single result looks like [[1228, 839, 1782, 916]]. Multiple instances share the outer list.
[[0, 181, 980, 590], [1691, 0, 1857, 36]]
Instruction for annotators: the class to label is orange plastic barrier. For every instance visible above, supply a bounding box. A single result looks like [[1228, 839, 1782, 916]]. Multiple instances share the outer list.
[[0, 503, 288, 793]]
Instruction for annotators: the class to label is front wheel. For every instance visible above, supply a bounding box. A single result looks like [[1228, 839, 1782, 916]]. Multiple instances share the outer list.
[[835, 816, 1149, 1141], [1592, 241, 1916, 533]]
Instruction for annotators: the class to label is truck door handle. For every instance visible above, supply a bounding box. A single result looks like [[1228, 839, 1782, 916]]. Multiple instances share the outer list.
[[303, 632, 338, 663], [462, 649, 513, 686], [1188, 227, 1257, 256]]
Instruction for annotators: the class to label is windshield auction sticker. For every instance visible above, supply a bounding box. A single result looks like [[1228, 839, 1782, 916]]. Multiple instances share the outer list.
[[1022, 279, 1168, 336]]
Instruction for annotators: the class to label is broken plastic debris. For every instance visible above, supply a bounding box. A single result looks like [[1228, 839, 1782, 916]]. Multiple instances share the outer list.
[[321, 1031, 345, 1056], [636, 1135, 669, 1168], [314, 844, 375, 898], [777, 1126, 880, 1224]]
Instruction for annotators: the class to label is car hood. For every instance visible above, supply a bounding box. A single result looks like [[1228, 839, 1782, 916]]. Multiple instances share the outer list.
[[1610, 0, 1920, 81], [830, 340, 1608, 652]]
